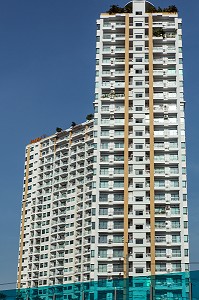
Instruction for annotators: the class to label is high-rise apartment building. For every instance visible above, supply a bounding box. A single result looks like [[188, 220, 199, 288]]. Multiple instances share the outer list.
[[18, 0, 189, 298]]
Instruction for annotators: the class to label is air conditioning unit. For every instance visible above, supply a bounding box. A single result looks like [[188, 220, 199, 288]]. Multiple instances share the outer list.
[[166, 254, 171, 258], [164, 114, 168, 119], [166, 205, 170, 210], [108, 239, 113, 243]]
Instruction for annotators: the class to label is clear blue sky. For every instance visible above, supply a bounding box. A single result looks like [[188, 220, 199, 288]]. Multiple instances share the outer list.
[[0, 0, 198, 288]]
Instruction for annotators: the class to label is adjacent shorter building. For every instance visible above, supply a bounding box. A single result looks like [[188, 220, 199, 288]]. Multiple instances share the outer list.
[[17, 121, 94, 288]]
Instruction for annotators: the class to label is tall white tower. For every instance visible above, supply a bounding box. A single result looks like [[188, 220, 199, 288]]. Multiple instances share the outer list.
[[92, 0, 189, 297]]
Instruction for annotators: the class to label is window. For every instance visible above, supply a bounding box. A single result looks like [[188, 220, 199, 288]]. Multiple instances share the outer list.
[[171, 193, 179, 201], [114, 194, 123, 201], [185, 264, 189, 271], [135, 34, 142, 38], [99, 221, 108, 229], [135, 211, 143, 216], [155, 167, 164, 174], [98, 249, 107, 258], [135, 224, 143, 230], [171, 206, 180, 215], [101, 155, 109, 162], [135, 253, 143, 258], [135, 268, 144, 273], [135, 131, 143, 136], [135, 118, 143, 123], [135, 23, 142, 27], [115, 130, 124, 136], [135, 69, 142, 74], [114, 168, 124, 174], [101, 130, 109, 136], [170, 180, 179, 187], [135, 239, 143, 244], [135, 144, 143, 149], [135, 93, 143, 98], [134, 169, 143, 176], [135, 106, 143, 111], [184, 249, 189, 257], [114, 155, 124, 161], [114, 207, 123, 215], [182, 167, 186, 174], [135, 81, 143, 86], [172, 221, 180, 229], [170, 167, 178, 174], [135, 57, 142, 62], [101, 142, 108, 149], [182, 181, 187, 188], [114, 221, 123, 229], [114, 181, 124, 188], [154, 155, 164, 161], [99, 208, 108, 215], [135, 183, 143, 188], [99, 193, 108, 202], [172, 234, 181, 243], [135, 156, 143, 162], [135, 196, 143, 202], [156, 263, 166, 272], [156, 249, 166, 257], [98, 264, 107, 272], [136, 11, 142, 15], [100, 168, 108, 175], [113, 249, 123, 258], [184, 221, 188, 228], [183, 207, 188, 215], [99, 235, 107, 243], [115, 142, 124, 148], [113, 235, 123, 243], [100, 181, 108, 188]]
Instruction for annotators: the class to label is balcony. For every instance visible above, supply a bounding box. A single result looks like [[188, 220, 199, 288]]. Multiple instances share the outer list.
[[155, 236, 166, 243]]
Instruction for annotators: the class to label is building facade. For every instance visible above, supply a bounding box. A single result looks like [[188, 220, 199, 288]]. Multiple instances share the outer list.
[[18, 0, 189, 299]]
